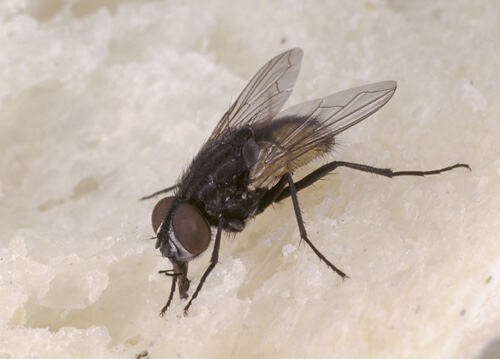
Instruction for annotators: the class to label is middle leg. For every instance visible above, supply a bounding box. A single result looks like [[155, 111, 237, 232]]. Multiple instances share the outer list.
[[285, 173, 348, 279]]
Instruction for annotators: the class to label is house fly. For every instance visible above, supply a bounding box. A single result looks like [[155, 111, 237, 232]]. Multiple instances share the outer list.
[[142, 48, 469, 315]]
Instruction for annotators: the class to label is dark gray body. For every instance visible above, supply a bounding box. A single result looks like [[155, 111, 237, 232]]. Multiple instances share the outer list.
[[175, 126, 267, 233], [149, 49, 412, 314]]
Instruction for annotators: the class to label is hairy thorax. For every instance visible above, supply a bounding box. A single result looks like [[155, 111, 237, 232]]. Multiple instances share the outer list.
[[177, 127, 266, 232]]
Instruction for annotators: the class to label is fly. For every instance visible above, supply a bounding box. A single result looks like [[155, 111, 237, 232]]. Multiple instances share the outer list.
[[141, 48, 469, 315]]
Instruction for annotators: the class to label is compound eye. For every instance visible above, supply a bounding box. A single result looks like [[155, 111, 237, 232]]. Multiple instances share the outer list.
[[172, 203, 211, 255], [151, 197, 175, 234]]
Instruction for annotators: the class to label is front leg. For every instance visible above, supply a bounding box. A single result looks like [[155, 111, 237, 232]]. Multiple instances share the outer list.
[[285, 173, 348, 279], [159, 260, 189, 316], [183, 217, 224, 314]]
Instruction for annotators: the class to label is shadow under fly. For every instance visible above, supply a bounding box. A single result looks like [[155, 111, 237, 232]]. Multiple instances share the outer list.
[[141, 48, 470, 315]]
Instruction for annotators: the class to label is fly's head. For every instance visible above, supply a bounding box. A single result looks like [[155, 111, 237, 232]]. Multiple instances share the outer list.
[[152, 197, 211, 262]]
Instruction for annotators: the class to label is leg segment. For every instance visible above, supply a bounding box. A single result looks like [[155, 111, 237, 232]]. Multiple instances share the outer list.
[[159, 261, 189, 316], [160, 274, 177, 316], [183, 218, 224, 314], [140, 184, 177, 201], [285, 173, 348, 279], [276, 161, 469, 202], [256, 175, 288, 214]]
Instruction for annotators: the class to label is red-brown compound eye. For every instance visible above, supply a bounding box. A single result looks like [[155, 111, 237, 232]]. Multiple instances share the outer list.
[[151, 197, 175, 234], [172, 203, 211, 255]]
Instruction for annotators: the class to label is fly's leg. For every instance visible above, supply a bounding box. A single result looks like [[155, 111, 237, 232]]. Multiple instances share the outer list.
[[276, 161, 470, 202], [183, 218, 224, 315], [159, 273, 177, 316], [140, 184, 177, 201], [285, 173, 348, 279], [159, 261, 189, 316], [256, 175, 288, 214]]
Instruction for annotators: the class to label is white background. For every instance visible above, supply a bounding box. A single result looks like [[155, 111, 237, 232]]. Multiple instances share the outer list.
[[0, 0, 499, 358]]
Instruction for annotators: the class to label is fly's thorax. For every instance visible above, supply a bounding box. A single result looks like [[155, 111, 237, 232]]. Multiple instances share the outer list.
[[152, 197, 211, 262]]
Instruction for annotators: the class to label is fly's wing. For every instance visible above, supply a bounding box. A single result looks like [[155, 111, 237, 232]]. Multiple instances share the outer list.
[[250, 81, 397, 188], [206, 48, 303, 143]]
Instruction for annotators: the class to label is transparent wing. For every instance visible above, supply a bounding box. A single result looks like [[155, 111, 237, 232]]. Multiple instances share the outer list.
[[250, 81, 397, 187], [207, 48, 303, 142]]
